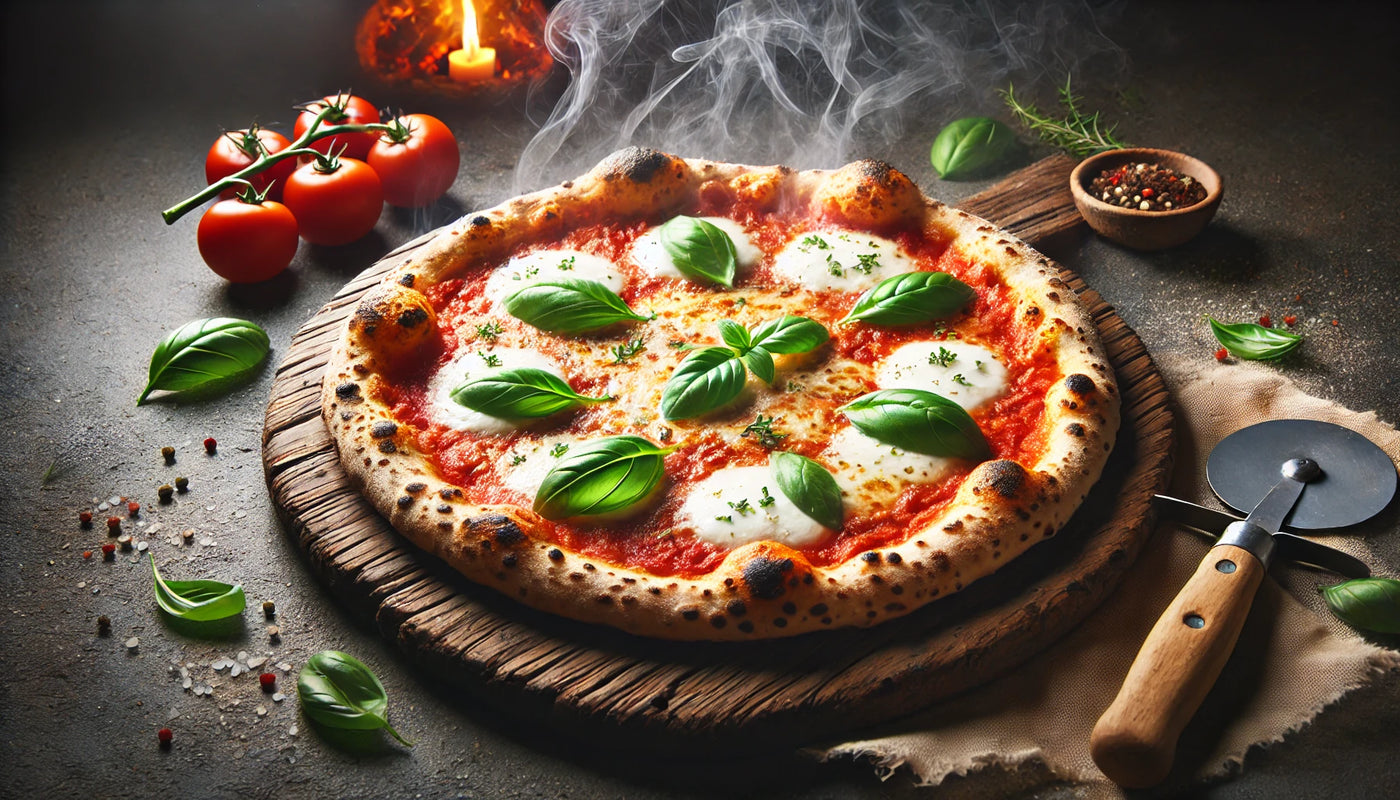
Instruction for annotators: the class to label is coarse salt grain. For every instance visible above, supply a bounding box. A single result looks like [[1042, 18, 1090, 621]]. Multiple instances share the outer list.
[[126, 637, 140, 650]]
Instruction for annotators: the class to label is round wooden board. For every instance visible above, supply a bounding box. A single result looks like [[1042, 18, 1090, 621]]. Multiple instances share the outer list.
[[263, 199, 1173, 754]]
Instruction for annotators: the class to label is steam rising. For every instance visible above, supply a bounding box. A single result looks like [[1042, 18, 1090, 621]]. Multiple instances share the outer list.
[[516, 0, 1124, 190]]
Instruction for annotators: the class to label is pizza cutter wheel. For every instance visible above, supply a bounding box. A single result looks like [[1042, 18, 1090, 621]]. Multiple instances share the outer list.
[[1090, 419, 1396, 787]]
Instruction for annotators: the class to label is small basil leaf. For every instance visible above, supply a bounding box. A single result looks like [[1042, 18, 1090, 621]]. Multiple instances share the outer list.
[[930, 117, 1020, 180], [770, 451, 843, 530], [749, 315, 830, 354], [1322, 578, 1400, 634], [718, 319, 752, 353], [660, 346, 749, 420], [1208, 318, 1303, 361], [138, 317, 270, 404], [503, 278, 650, 334], [839, 271, 975, 326], [449, 368, 608, 418], [534, 435, 673, 519], [839, 388, 989, 460], [149, 553, 246, 622], [658, 216, 738, 287], [743, 347, 776, 385], [297, 650, 412, 746]]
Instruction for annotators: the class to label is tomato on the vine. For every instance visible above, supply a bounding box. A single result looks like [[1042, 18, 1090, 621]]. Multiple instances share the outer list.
[[204, 126, 295, 199], [196, 195, 298, 283], [367, 114, 460, 207], [294, 93, 380, 160], [282, 155, 383, 246]]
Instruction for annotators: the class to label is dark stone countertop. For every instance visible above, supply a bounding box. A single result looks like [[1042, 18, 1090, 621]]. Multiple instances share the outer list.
[[2, 2, 1396, 798]]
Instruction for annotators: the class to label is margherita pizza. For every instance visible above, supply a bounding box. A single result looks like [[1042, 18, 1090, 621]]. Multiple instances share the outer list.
[[322, 147, 1119, 640]]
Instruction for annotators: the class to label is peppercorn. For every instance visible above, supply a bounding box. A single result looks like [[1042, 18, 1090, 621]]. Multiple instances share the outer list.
[[262, 600, 276, 619], [1214, 347, 1229, 362], [157, 727, 173, 748], [181, 529, 194, 543], [267, 625, 281, 642], [1259, 314, 1272, 327], [204, 437, 218, 454], [106, 516, 121, 535], [79, 510, 93, 527], [83, 550, 93, 559], [1283, 315, 1297, 326], [174, 476, 189, 493], [127, 501, 140, 517], [101, 542, 116, 559], [97, 615, 111, 635], [161, 446, 176, 465], [158, 484, 174, 503], [259, 672, 276, 691]]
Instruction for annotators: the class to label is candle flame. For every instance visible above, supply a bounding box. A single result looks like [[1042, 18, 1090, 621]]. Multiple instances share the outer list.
[[462, 0, 482, 57]]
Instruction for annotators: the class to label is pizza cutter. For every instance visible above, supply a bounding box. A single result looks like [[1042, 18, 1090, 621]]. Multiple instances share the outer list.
[[1090, 419, 1396, 788]]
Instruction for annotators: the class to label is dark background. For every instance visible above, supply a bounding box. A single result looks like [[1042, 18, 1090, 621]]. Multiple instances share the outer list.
[[2, 2, 1397, 798]]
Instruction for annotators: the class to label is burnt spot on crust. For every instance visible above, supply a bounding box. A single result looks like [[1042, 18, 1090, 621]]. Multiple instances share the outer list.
[[886, 552, 902, 565], [461, 514, 522, 547], [726, 600, 747, 617], [977, 460, 1028, 499], [861, 551, 881, 564], [470, 215, 491, 228], [397, 307, 429, 329], [370, 421, 398, 438], [854, 159, 896, 184], [377, 440, 397, 454], [352, 303, 384, 333], [501, 553, 518, 568], [396, 495, 413, 509], [742, 556, 794, 600], [547, 548, 564, 561], [494, 525, 525, 546], [681, 609, 700, 621], [602, 146, 672, 184], [709, 615, 727, 629], [440, 487, 463, 500], [404, 482, 427, 494], [436, 503, 452, 513], [398, 273, 415, 288], [1066, 422, 1086, 437], [1065, 373, 1095, 395], [335, 382, 361, 399]]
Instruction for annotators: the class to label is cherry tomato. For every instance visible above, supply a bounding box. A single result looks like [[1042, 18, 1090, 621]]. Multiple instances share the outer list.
[[204, 126, 295, 199], [367, 114, 460, 208], [196, 198, 298, 283], [294, 93, 380, 160], [282, 157, 383, 246]]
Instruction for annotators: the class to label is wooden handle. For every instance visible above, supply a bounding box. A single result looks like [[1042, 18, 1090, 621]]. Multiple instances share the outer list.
[[1089, 544, 1265, 787]]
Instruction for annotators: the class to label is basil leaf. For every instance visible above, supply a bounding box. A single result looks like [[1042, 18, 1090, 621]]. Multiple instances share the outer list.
[[839, 271, 975, 326], [138, 317, 270, 404], [743, 347, 776, 385], [929, 117, 1019, 180], [770, 451, 844, 530], [503, 279, 650, 334], [660, 346, 748, 420], [718, 319, 753, 353], [1208, 318, 1303, 360], [297, 650, 412, 746], [149, 553, 245, 622], [449, 368, 608, 419], [1322, 578, 1400, 634], [839, 388, 990, 460], [534, 435, 673, 519], [658, 216, 738, 287], [749, 315, 830, 354]]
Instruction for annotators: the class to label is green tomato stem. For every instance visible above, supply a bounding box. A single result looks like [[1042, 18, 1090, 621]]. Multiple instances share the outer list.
[[161, 107, 394, 225]]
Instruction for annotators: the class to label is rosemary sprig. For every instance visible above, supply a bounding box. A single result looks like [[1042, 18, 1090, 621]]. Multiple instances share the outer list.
[[610, 336, 647, 364], [741, 414, 788, 449], [1000, 77, 1127, 157]]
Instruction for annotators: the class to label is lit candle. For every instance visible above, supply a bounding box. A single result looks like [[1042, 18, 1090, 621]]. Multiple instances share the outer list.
[[448, 0, 497, 83]]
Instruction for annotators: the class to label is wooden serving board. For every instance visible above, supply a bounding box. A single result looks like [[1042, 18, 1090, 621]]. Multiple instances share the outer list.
[[262, 154, 1174, 752]]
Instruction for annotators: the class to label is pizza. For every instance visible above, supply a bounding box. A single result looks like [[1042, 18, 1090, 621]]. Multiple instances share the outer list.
[[321, 147, 1119, 640]]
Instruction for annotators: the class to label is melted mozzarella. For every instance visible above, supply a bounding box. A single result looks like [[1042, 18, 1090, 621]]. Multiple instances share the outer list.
[[680, 466, 830, 549], [427, 347, 564, 434], [497, 433, 585, 499], [630, 217, 761, 280], [876, 340, 1008, 410], [771, 230, 915, 292], [483, 249, 624, 307], [823, 427, 955, 502]]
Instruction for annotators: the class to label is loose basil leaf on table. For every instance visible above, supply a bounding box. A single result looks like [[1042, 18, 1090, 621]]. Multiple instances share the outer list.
[[749, 315, 830, 354], [449, 368, 608, 418], [297, 650, 412, 746], [718, 319, 753, 353], [658, 215, 738, 287], [534, 435, 674, 519], [1208, 317, 1303, 360], [138, 317, 270, 404], [839, 388, 990, 460], [1322, 577, 1400, 634], [660, 346, 749, 420], [742, 347, 776, 385], [770, 451, 844, 531], [839, 271, 975, 326], [929, 116, 1020, 180], [503, 278, 650, 334], [149, 553, 246, 622]]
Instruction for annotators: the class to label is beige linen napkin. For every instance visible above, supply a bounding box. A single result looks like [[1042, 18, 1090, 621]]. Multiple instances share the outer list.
[[820, 354, 1400, 793]]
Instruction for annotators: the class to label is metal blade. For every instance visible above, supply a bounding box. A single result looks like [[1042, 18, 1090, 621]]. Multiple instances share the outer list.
[[1244, 471, 1308, 535]]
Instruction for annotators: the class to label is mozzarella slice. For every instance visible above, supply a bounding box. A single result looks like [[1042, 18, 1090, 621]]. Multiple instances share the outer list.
[[497, 433, 586, 499], [771, 230, 915, 292], [876, 340, 1008, 410], [630, 217, 761, 280], [823, 427, 955, 500], [428, 347, 566, 434], [483, 249, 624, 307], [680, 466, 830, 549]]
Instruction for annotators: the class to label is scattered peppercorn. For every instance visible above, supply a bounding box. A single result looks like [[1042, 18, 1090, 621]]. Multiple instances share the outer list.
[[1088, 162, 1207, 212], [181, 528, 195, 543], [174, 476, 189, 493], [106, 516, 121, 534], [1214, 347, 1229, 362], [79, 510, 93, 527], [204, 437, 217, 454], [157, 484, 174, 503], [118, 534, 133, 551], [1259, 314, 1272, 327], [1283, 315, 1297, 326], [262, 600, 276, 619], [267, 625, 281, 642], [97, 615, 111, 635], [83, 550, 93, 559], [101, 542, 116, 559], [259, 672, 276, 691], [161, 446, 176, 465], [127, 501, 140, 517], [157, 727, 173, 748]]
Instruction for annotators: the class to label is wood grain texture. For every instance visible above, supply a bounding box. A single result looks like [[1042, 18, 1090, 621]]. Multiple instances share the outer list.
[[261, 157, 1174, 752]]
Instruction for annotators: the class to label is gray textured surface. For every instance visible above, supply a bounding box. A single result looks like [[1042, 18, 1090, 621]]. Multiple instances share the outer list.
[[2, 2, 1397, 798]]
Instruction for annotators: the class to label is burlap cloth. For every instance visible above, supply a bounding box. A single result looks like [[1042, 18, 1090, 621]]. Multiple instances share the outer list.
[[819, 354, 1400, 794]]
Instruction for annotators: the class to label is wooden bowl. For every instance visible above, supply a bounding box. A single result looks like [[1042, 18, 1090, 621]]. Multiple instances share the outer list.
[[1070, 148, 1223, 250]]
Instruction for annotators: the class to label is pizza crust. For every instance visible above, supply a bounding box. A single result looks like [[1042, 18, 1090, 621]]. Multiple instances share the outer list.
[[322, 147, 1119, 640]]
